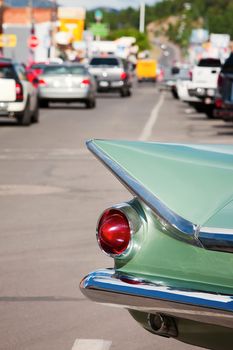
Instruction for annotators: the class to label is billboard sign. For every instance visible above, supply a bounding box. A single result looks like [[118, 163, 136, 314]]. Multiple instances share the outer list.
[[0, 34, 17, 47], [89, 23, 109, 38], [210, 34, 230, 48], [58, 7, 86, 42], [190, 29, 209, 44]]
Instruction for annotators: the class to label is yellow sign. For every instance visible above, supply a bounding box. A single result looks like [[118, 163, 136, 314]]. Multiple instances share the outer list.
[[0, 34, 17, 48], [60, 19, 85, 42]]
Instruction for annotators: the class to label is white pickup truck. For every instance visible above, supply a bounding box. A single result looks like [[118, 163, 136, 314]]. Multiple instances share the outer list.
[[0, 59, 39, 126], [188, 58, 222, 105]]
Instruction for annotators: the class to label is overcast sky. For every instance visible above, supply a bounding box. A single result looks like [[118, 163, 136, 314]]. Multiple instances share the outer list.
[[58, 0, 158, 10]]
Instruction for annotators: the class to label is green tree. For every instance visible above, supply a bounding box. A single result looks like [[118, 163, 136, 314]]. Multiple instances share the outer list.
[[107, 28, 150, 51]]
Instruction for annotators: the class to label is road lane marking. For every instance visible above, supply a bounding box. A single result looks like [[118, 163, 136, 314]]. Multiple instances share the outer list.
[[71, 339, 112, 350], [138, 93, 165, 141], [0, 185, 67, 196], [0, 148, 89, 160]]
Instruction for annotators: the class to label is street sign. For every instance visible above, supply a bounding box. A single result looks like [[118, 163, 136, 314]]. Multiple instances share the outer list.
[[0, 34, 17, 48], [90, 23, 109, 38], [28, 35, 40, 49], [94, 10, 103, 22]]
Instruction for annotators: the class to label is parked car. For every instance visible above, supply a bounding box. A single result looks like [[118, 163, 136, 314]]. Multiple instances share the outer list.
[[80, 139, 233, 350], [0, 58, 39, 125], [188, 58, 221, 111], [38, 63, 96, 108], [162, 66, 191, 99], [214, 52, 233, 121], [176, 79, 200, 103], [88, 56, 132, 97]]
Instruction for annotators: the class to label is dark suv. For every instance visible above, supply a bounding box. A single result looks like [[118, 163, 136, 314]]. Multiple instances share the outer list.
[[88, 56, 132, 97], [214, 53, 233, 121]]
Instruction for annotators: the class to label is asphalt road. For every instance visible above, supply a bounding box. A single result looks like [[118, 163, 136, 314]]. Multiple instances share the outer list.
[[0, 84, 233, 350]]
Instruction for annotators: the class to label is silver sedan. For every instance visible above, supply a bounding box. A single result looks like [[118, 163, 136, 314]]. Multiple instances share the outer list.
[[38, 64, 96, 109]]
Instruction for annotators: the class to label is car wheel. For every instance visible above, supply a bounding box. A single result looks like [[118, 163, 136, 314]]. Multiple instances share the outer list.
[[31, 99, 40, 123], [126, 89, 132, 97], [206, 110, 214, 119], [39, 99, 49, 108], [120, 88, 128, 97], [171, 89, 178, 99], [17, 100, 31, 126], [85, 98, 96, 109]]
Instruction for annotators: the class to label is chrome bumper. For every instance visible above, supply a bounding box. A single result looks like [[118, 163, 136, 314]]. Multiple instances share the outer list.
[[80, 269, 233, 329]]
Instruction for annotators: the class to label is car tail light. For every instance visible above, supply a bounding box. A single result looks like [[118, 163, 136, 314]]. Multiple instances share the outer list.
[[38, 79, 47, 86], [81, 79, 91, 85], [189, 70, 192, 80], [121, 72, 128, 80], [15, 82, 23, 101], [96, 203, 142, 257], [97, 209, 131, 256], [215, 98, 223, 108]]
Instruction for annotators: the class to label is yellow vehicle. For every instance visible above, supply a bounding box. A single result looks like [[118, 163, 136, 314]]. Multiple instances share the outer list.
[[136, 59, 157, 82]]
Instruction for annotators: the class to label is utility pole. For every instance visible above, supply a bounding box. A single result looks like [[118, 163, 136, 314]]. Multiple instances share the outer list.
[[0, 0, 4, 56], [49, 0, 57, 59], [28, 0, 35, 62], [139, 2, 145, 33], [29, 0, 35, 34]]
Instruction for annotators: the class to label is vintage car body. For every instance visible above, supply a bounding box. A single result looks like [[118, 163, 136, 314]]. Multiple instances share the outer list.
[[80, 139, 233, 350]]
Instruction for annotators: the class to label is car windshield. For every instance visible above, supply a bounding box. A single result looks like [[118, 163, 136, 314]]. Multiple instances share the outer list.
[[43, 65, 87, 75], [198, 59, 221, 67], [90, 58, 119, 67], [0, 64, 16, 79]]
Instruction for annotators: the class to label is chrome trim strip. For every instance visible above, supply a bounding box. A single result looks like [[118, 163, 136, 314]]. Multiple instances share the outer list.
[[87, 140, 200, 246], [80, 269, 233, 329], [200, 227, 233, 235], [199, 227, 233, 253]]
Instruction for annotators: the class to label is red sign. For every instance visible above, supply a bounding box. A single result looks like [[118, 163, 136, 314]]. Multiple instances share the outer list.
[[28, 35, 40, 49]]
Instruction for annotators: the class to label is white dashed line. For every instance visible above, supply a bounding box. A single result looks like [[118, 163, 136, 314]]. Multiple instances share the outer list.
[[71, 339, 112, 350], [138, 93, 165, 141], [0, 148, 89, 160]]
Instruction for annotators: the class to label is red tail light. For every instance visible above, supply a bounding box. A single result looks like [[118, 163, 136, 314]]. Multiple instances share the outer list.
[[81, 79, 91, 85], [97, 209, 131, 256], [121, 72, 128, 80], [38, 79, 47, 86], [215, 98, 223, 108], [15, 82, 23, 101], [189, 70, 192, 80]]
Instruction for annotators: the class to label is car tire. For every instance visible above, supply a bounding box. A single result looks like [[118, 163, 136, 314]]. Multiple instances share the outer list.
[[126, 89, 132, 97], [39, 99, 49, 108], [17, 99, 31, 126], [171, 89, 179, 99], [120, 88, 129, 97], [206, 110, 214, 119], [85, 98, 96, 109], [31, 99, 40, 123]]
